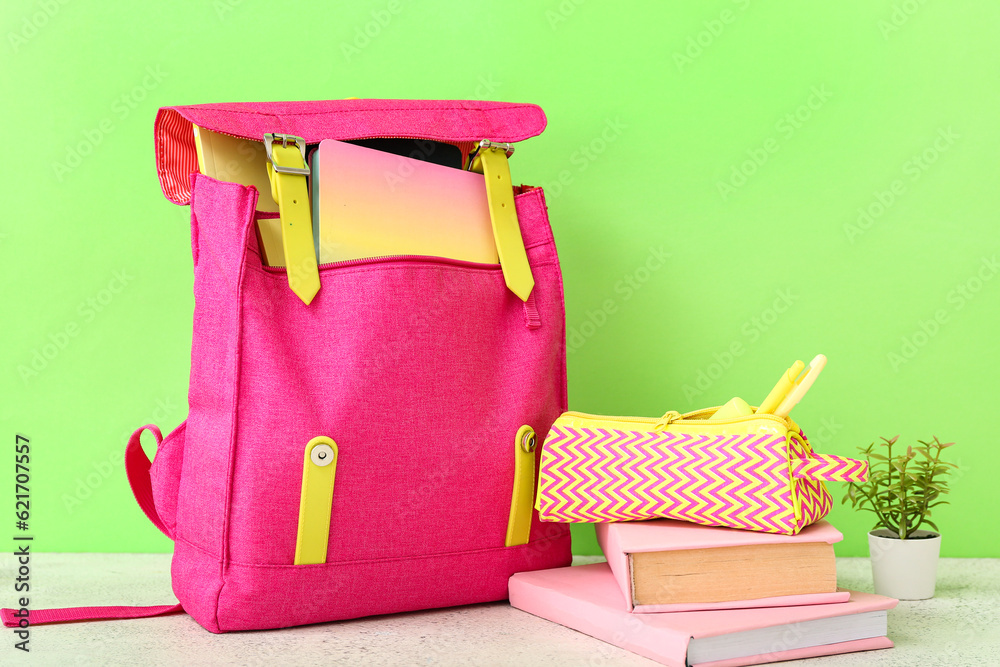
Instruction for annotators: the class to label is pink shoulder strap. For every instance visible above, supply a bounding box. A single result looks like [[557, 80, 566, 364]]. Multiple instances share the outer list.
[[1, 425, 184, 628], [1, 603, 183, 627]]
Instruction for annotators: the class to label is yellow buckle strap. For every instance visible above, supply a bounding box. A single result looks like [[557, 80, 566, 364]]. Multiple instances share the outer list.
[[470, 141, 534, 301], [294, 436, 339, 564], [265, 133, 320, 305], [506, 425, 537, 547]]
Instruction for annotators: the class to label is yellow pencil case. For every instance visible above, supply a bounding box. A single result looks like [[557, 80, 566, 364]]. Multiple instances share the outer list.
[[535, 407, 867, 535]]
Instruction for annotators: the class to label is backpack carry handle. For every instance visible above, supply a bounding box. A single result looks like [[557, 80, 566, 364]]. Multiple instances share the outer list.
[[125, 424, 174, 539]]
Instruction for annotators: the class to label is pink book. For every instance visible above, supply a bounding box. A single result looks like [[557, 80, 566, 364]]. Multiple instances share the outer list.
[[597, 519, 851, 612], [509, 563, 896, 667]]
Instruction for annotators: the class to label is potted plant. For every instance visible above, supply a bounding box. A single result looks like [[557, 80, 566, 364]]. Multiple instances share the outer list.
[[841, 435, 955, 600]]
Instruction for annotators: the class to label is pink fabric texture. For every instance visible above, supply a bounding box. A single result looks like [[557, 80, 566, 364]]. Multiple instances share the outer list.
[[159, 101, 569, 632]]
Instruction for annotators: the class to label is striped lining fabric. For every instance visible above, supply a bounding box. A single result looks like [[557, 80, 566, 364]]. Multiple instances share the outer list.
[[155, 108, 200, 205]]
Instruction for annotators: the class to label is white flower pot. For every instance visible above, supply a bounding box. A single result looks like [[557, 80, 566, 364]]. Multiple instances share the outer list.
[[868, 529, 941, 600]]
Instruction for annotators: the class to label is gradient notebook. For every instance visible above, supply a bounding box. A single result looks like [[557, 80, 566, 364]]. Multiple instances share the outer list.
[[597, 519, 849, 612], [311, 139, 498, 265], [509, 563, 896, 667]]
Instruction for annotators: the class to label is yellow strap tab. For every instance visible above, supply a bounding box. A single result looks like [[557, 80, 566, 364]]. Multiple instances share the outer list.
[[506, 425, 537, 547], [265, 134, 320, 305], [294, 436, 339, 564], [471, 145, 534, 301]]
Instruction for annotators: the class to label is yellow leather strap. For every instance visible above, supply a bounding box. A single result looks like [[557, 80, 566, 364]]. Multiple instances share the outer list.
[[506, 425, 537, 547], [471, 144, 534, 301], [265, 134, 320, 305], [294, 436, 339, 564]]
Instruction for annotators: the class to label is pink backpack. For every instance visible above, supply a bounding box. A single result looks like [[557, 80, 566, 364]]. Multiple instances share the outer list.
[[5, 99, 571, 633]]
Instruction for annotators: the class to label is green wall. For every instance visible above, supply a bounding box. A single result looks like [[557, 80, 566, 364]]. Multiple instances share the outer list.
[[3, 1, 996, 557]]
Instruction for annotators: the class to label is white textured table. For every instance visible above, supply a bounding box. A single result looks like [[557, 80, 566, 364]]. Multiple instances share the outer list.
[[1, 554, 997, 666]]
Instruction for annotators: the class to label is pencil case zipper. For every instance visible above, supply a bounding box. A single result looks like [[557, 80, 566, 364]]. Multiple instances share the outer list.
[[560, 408, 793, 429]]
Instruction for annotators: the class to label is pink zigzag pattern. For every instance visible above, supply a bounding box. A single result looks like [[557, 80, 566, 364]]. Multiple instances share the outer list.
[[535, 421, 846, 535]]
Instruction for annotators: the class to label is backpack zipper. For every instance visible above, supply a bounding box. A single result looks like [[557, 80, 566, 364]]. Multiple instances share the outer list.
[[259, 254, 501, 274], [201, 129, 488, 168]]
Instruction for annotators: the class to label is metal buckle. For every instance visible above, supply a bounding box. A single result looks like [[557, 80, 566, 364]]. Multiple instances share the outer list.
[[467, 139, 515, 170], [264, 133, 310, 176]]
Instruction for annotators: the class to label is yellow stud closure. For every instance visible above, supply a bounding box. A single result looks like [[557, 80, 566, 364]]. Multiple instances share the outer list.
[[470, 142, 534, 301], [506, 425, 537, 547], [264, 133, 320, 305], [294, 436, 339, 565]]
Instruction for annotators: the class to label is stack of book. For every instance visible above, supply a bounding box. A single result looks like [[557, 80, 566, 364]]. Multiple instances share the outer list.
[[509, 520, 897, 667]]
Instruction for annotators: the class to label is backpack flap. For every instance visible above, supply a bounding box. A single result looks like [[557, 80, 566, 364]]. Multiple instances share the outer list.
[[154, 99, 548, 206]]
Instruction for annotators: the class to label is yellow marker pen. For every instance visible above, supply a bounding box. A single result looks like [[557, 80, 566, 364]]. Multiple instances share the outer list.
[[755, 360, 805, 415], [774, 354, 827, 417]]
